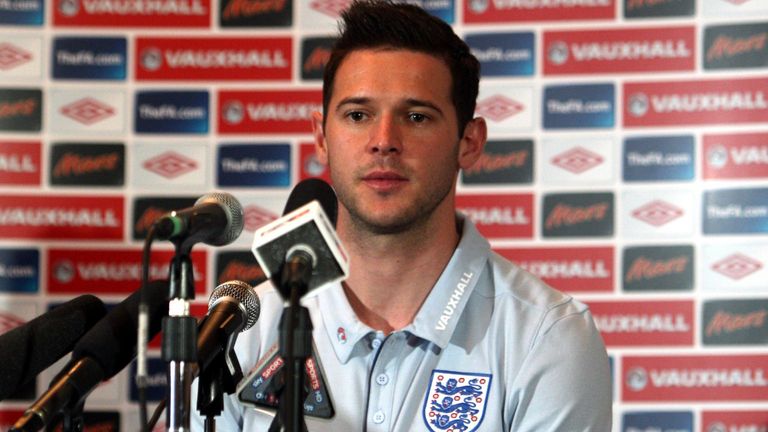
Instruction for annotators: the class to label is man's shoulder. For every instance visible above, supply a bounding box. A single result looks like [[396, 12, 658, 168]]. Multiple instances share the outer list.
[[481, 251, 589, 319]]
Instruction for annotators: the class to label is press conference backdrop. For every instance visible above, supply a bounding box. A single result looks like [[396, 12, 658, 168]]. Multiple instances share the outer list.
[[0, 0, 767, 430]]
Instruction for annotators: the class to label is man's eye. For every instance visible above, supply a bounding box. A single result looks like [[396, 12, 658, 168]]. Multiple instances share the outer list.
[[409, 113, 428, 123], [348, 111, 365, 121]]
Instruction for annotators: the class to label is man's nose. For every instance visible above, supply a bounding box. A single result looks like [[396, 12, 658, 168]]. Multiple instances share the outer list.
[[368, 115, 403, 155]]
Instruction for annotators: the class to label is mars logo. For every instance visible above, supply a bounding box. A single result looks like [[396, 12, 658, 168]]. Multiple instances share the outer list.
[[631, 200, 683, 226], [60, 97, 115, 125], [475, 95, 524, 122], [551, 146, 603, 174], [705, 22, 768, 70], [622, 245, 694, 292], [0, 43, 32, 70], [143, 151, 197, 179], [542, 192, 614, 238], [711, 253, 762, 280], [309, 0, 350, 17], [703, 298, 768, 345]]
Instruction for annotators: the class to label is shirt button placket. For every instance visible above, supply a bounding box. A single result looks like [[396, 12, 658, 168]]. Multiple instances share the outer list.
[[367, 333, 401, 432]]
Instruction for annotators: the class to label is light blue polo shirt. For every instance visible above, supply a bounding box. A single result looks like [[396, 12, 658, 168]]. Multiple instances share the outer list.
[[192, 217, 612, 431]]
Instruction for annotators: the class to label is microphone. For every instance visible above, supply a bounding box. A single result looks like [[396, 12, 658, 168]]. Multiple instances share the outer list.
[[11, 281, 169, 432], [251, 178, 349, 297], [197, 280, 260, 374], [154, 191, 244, 247], [0, 295, 107, 401]]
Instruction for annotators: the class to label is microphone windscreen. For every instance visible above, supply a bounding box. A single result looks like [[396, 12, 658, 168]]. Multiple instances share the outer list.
[[196, 191, 244, 246], [0, 294, 107, 401], [72, 280, 168, 378], [282, 178, 338, 226]]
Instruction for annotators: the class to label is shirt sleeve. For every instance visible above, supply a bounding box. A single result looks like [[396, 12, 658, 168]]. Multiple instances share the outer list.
[[508, 309, 612, 432]]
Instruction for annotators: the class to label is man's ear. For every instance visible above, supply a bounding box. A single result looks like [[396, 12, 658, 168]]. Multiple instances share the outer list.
[[311, 111, 329, 165], [458, 117, 487, 170]]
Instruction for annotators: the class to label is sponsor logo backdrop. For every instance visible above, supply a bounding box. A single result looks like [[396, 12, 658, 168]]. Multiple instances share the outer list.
[[1, 0, 767, 430]]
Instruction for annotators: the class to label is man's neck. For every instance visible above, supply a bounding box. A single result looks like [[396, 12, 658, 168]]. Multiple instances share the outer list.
[[339, 210, 460, 334]]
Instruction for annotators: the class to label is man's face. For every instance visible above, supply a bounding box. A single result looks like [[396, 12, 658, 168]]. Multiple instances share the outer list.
[[312, 49, 483, 235]]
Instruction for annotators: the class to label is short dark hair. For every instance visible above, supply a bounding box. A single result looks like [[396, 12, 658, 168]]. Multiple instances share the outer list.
[[322, 0, 480, 138]]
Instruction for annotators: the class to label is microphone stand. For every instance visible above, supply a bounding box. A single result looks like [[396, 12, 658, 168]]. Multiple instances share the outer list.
[[163, 248, 198, 432], [269, 250, 314, 432], [195, 311, 245, 432]]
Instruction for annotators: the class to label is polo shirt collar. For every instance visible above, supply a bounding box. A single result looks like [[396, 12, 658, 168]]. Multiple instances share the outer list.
[[314, 215, 490, 363]]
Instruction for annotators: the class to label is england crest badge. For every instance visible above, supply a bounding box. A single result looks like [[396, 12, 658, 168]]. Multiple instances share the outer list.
[[422, 369, 492, 432]]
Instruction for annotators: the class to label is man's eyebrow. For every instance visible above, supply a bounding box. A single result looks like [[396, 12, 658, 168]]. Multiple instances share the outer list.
[[405, 98, 443, 115], [335, 96, 371, 108], [336, 96, 443, 113]]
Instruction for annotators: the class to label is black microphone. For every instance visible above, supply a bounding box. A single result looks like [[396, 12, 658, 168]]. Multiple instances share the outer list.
[[251, 178, 348, 297], [197, 280, 260, 374], [154, 191, 244, 247], [0, 295, 107, 402], [11, 281, 169, 432]]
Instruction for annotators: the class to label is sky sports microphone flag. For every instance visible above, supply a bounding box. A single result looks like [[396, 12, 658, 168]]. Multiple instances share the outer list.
[[251, 178, 348, 297]]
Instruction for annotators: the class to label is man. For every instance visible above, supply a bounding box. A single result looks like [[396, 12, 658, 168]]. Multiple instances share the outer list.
[[193, 1, 611, 430]]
